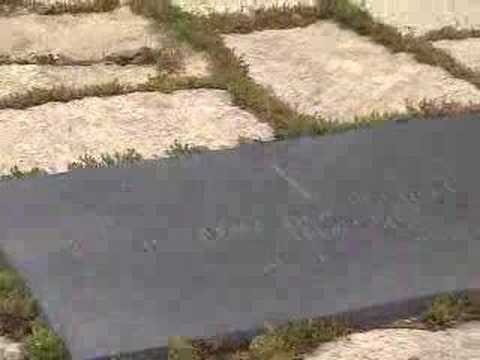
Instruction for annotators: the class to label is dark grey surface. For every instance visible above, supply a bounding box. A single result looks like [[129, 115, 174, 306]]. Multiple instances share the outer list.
[[1, 114, 480, 360]]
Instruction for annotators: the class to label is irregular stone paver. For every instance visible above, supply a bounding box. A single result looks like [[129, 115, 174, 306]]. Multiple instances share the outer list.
[[223, 20, 480, 123], [0, 64, 158, 100], [306, 321, 480, 360], [0, 90, 274, 175], [350, 0, 480, 37], [432, 37, 480, 73], [0, 6, 164, 63]]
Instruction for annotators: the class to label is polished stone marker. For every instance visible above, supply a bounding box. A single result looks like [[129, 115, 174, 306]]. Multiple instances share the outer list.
[[1, 113, 480, 359]]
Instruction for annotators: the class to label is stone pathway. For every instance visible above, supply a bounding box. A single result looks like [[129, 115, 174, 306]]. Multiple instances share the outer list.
[[1, 0, 480, 358], [223, 20, 480, 123], [0, 1, 271, 176]]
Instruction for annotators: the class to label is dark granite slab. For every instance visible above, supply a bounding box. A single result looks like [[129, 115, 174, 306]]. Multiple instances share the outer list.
[[0, 114, 479, 359]]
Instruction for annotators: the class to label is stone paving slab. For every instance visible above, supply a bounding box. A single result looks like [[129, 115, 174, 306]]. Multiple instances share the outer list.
[[350, 0, 480, 37], [307, 320, 480, 360], [0, 114, 480, 359], [0, 64, 158, 100], [223, 20, 480, 123], [351, 0, 480, 79], [0, 6, 164, 63], [0, 89, 274, 175], [432, 37, 480, 73]]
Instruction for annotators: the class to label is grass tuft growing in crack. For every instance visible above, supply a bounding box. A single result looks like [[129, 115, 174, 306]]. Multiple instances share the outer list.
[[25, 320, 69, 360], [0, 268, 38, 327], [168, 336, 198, 360], [165, 139, 209, 158], [422, 294, 468, 328], [0, 0, 120, 15], [421, 292, 480, 330], [0, 146, 212, 184], [146, 4, 328, 140], [405, 98, 480, 119], [0, 71, 225, 110], [0, 166, 47, 182], [175, 291, 480, 359], [249, 318, 350, 359], [0, 255, 69, 359], [176, 317, 351, 360], [0, 47, 178, 67], [133, 0, 480, 141], [420, 25, 480, 42], [146, 73, 227, 93], [0, 149, 145, 183], [189, 4, 322, 34], [67, 148, 144, 170], [0, 81, 149, 110]]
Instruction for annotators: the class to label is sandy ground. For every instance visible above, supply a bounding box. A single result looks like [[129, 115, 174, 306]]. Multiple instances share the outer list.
[[223, 20, 480, 123], [306, 321, 480, 360], [0, 89, 274, 175]]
